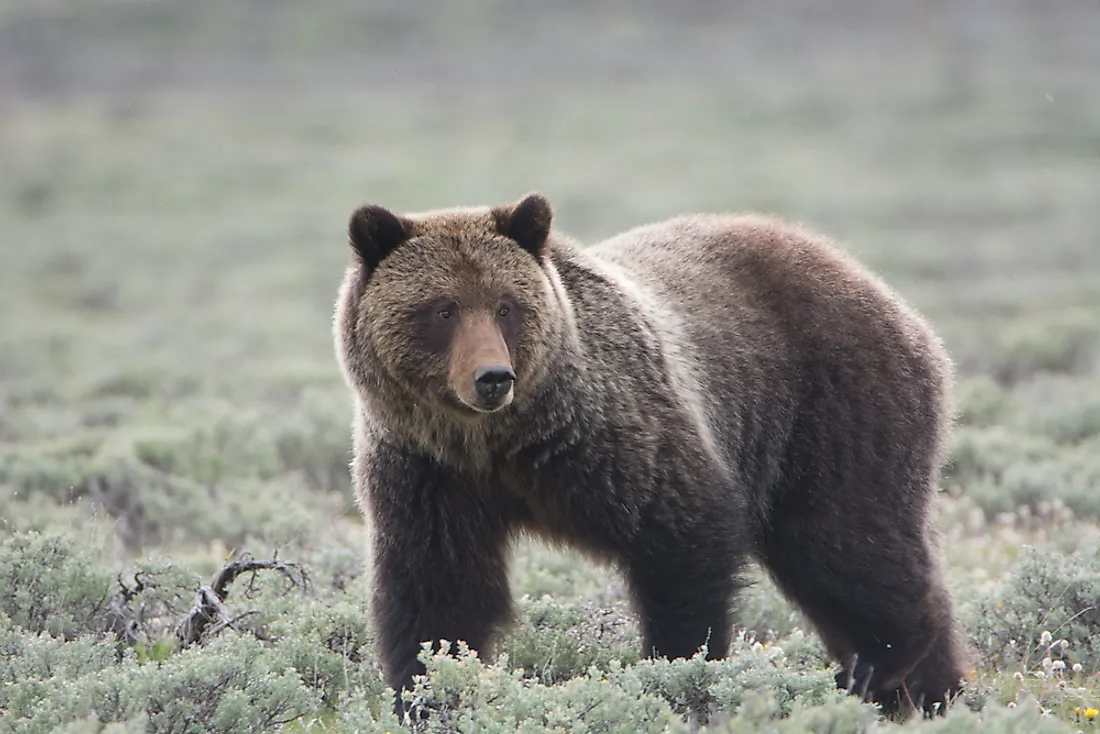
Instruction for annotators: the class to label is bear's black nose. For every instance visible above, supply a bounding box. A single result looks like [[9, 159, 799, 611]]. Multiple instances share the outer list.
[[474, 366, 516, 400]]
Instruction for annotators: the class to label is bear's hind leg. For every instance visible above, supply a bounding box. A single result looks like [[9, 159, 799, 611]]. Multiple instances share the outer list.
[[879, 622, 969, 716], [757, 496, 967, 717]]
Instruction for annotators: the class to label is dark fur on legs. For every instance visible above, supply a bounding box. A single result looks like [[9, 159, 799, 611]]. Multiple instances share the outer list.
[[361, 442, 519, 716], [625, 517, 749, 664]]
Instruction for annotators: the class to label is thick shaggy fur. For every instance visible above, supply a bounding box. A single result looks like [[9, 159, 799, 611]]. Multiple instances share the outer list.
[[333, 193, 968, 718]]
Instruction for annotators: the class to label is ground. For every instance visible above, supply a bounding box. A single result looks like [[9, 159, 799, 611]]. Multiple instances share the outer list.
[[1, 2, 1099, 732]]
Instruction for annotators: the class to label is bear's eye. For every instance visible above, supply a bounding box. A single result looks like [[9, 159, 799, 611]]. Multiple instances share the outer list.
[[498, 306, 511, 318], [437, 308, 453, 320]]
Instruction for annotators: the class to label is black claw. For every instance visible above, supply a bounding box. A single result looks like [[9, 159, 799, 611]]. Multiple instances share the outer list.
[[835, 653, 886, 707]]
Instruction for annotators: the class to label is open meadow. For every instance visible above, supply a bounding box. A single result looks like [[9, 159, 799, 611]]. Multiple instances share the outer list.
[[1, 2, 1100, 732]]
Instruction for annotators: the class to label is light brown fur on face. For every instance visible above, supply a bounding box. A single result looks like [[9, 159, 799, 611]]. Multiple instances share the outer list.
[[447, 309, 514, 412], [333, 192, 969, 722], [335, 197, 572, 454]]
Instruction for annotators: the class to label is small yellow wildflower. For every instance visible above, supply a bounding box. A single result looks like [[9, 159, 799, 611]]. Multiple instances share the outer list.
[[1085, 707, 1098, 721]]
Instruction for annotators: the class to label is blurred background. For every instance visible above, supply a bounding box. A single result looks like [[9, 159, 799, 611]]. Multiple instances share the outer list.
[[2, 3, 1100, 729], [1, 0, 1098, 561]]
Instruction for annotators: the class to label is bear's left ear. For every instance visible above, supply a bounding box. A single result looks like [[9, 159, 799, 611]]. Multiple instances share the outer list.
[[348, 204, 412, 274], [493, 192, 553, 260]]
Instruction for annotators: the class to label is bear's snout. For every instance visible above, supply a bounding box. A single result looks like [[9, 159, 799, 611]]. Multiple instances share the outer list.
[[472, 365, 515, 410], [447, 311, 516, 414]]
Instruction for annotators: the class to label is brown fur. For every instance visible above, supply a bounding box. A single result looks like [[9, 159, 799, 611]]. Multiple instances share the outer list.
[[333, 193, 969, 719]]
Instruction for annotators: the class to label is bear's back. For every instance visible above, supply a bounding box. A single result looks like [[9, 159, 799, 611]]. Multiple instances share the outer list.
[[587, 213, 947, 376], [574, 213, 953, 502]]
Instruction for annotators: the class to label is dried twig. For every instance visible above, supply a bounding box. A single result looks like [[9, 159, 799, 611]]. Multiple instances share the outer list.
[[103, 571, 148, 646], [205, 609, 263, 640], [174, 552, 309, 648]]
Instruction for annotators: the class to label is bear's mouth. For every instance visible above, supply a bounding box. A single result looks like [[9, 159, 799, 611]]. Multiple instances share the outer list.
[[440, 389, 514, 417], [463, 389, 515, 414]]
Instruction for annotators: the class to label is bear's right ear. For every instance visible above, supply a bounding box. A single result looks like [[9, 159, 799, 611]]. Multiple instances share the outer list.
[[348, 204, 412, 273]]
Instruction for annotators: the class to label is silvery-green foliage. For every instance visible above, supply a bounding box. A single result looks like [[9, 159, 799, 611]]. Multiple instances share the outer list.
[[0, 532, 116, 639], [967, 546, 1100, 673]]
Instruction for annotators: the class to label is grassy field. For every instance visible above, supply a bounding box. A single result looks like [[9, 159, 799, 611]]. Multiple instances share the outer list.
[[2, 2, 1100, 732]]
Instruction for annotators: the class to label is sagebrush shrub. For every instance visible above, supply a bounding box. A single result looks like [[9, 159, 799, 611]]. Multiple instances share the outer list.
[[1013, 376, 1100, 446], [946, 427, 1100, 520], [390, 630, 839, 733], [953, 375, 1015, 428], [0, 531, 116, 640], [0, 621, 324, 734], [944, 426, 1057, 492], [891, 699, 1080, 733], [722, 690, 873, 734], [262, 596, 385, 705], [399, 642, 687, 734], [990, 318, 1098, 386], [632, 630, 835, 720], [967, 546, 1100, 674], [499, 597, 640, 683]]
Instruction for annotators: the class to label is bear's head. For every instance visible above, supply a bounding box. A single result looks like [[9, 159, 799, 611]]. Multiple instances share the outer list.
[[336, 192, 574, 421]]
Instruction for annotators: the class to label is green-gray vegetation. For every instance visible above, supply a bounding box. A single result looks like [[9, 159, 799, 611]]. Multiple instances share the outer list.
[[2, 2, 1098, 731]]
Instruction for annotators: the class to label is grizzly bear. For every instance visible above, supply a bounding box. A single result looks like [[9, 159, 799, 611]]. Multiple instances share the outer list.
[[333, 192, 968, 718]]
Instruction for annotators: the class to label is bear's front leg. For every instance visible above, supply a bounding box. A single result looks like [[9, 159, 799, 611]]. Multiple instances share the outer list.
[[358, 441, 516, 715]]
